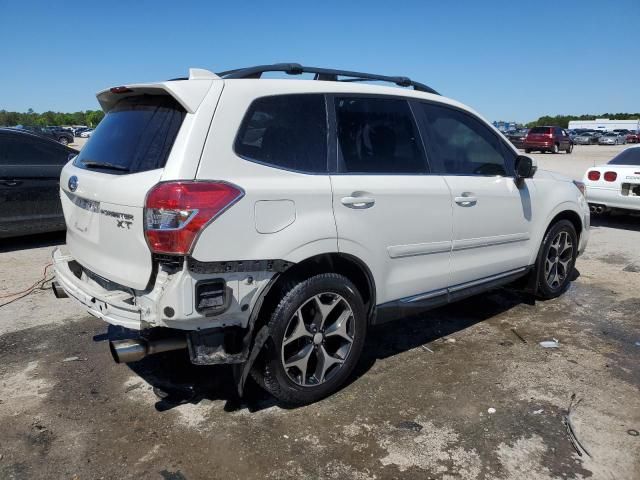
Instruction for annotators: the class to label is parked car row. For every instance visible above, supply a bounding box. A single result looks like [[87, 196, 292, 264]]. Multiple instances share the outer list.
[[11, 125, 75, 145], [505, 127, 639, 150]]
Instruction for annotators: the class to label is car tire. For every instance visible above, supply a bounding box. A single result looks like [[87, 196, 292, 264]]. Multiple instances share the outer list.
[[524, 149, 531, 154], [535, 220, 578, 300], [58, 137, 69, 145], [252, 273, 367, 405], [552, 143, 559, 154], [565, 143, 573, 154]]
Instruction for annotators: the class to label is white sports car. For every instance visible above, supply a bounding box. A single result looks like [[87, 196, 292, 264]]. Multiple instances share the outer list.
[[584, 146, 640, 214]]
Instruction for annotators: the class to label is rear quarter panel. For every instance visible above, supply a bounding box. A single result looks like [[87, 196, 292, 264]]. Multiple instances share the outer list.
[[191, 82, 337, 263]]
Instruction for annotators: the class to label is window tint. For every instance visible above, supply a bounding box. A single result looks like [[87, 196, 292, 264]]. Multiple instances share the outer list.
[[235, 94, 327, 173], [0, 133, 70, 166], [74, 95, 185, 175], [608, 148, 640, 166], [530, 127, 551, 134], [335, 97, 427, 174], [419, 103, 509, 176]]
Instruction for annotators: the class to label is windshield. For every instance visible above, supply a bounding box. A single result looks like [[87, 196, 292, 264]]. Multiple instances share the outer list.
[[608, 148, 640, 166], [74, 95, 185, 174]]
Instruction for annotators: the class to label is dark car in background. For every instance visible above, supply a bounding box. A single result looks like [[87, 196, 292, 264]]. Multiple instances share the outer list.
[[15, 125, 74, 145], [0, 128, 77, 239], [523, 126, 573, 153], [505, 128, 528, 149]]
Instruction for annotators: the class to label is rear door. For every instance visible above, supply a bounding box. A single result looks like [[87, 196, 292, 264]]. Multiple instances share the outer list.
[[330, 95, 453, 305], [59, 94, 188, 290], [0, 131, 68, 237], [416, 102, 534, 287]]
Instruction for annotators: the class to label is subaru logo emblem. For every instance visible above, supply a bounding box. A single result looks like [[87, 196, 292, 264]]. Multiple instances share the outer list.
[[68, 176, 78, 192]]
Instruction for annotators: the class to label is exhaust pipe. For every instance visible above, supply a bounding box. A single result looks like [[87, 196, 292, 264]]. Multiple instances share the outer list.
[[52, 281, 68, 299], [109, 337, 188, 364]]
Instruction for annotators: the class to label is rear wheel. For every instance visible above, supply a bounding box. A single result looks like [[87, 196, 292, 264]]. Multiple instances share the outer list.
[[552, 143, 559, 154], [58, 137, 69, 145], [536, 220, 577, 300], [252, 273, 367, 405], [525, 148, 531, 154]]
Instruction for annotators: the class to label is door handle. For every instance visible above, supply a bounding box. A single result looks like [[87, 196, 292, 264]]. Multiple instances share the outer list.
[[1, 180, 22, 187], [341, 196, 375, 209], [454, 195, 477, 206]]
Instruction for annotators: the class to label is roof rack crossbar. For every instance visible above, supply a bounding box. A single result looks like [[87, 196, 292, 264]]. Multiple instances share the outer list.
[[217, 63, 439, 95]]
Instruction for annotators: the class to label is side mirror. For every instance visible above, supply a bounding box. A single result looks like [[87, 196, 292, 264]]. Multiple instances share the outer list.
[[515, 155, 536, 187]]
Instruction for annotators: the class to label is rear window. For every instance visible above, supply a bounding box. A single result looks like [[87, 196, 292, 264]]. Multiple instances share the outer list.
[[74, 95, 185, 174], [529, 127, 551, 134], [608, 148, 640, 166]]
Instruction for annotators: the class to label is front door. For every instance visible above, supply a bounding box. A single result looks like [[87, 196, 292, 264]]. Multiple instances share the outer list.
[[416, 102, 534, 287]]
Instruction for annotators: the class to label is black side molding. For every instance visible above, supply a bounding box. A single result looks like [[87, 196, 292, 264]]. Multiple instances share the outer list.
[[373, 266, 532, 325]]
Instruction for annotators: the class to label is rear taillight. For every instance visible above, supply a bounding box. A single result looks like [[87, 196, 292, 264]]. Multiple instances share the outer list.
[[587, 171, 601, 181], [604, 171, 617, 182], [144, 181, 244, 255]]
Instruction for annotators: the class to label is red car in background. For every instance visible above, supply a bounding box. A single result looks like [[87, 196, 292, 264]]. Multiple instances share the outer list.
[[523, 126, 573, 154], [626, 132, 639, 143]]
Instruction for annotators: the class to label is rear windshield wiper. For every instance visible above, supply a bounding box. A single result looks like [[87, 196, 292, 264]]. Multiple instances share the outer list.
[[80, 160, 130, 172]]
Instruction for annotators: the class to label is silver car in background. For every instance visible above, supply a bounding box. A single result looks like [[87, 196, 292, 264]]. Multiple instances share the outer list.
[[598, 132, 627, 145], [574, 132, 600, 145]]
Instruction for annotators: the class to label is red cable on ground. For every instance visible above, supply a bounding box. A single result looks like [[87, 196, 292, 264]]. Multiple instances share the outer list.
[[0, 263, 54, 307]]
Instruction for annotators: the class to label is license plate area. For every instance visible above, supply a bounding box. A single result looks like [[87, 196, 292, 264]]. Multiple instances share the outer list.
[[621, 183, 640, 197], [68, 194, 100, 235]]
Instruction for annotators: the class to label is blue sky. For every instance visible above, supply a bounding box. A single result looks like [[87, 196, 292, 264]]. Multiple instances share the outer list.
[[1, 0, 638, 122]]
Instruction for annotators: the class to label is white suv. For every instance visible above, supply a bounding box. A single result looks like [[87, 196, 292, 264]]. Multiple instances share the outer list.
[[53, 64, 590, 404]]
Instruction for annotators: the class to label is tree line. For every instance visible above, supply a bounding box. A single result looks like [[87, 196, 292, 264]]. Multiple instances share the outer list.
[[0, 109, 105, 128], [526, 113, 640, 129]]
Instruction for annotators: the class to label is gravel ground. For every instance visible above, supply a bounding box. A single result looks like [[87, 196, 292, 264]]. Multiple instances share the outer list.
[[0, 144, 638, 480]]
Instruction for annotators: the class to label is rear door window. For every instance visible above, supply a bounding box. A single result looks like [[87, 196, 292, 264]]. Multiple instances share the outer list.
[[235, 94, 328, 173], [418, 103, 511, 176], [334, 96, 428, 174], [74, 95, 185, 175]]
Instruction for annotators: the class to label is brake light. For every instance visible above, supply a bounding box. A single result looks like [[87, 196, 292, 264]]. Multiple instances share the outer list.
[[603, 171, 617, 182], [587, 171, 601, 181], [144, 181, 244, 255], [110, 86, 133, 94]]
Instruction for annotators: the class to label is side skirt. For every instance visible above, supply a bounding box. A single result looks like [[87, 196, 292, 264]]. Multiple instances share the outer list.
[[373, 266, 532, 325]]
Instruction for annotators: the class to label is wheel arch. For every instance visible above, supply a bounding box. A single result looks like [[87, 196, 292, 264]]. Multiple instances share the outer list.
[[546, 209, 583, 242], [257, 252, 376, 326]]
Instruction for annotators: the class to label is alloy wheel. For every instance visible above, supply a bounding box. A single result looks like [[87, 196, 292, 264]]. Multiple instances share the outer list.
[[544, 231, 573, 289], [280, 293, 355, 387]]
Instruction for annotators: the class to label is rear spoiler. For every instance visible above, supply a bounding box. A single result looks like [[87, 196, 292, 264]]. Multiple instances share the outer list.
[[96, 68, 220, 114]]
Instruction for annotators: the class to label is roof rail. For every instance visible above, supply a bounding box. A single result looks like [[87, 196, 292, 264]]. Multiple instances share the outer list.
[[216, 63, 439, 95]]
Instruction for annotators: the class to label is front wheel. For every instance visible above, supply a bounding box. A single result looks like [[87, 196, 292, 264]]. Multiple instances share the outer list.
[[252, 273, 367, 405], [58, 137, 69, 145], [536, 220, 578, 299]]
